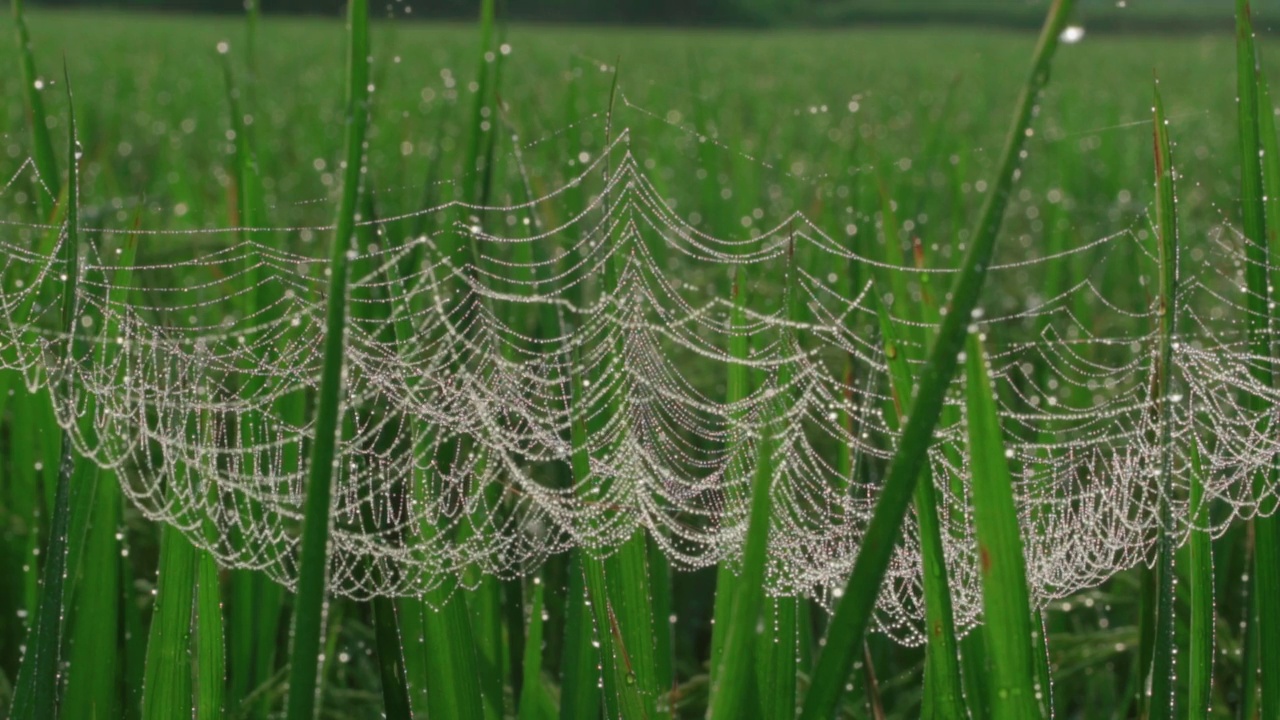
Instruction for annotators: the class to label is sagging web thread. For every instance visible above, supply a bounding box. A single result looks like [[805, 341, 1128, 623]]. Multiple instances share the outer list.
[[1, 119, 1277, 646]]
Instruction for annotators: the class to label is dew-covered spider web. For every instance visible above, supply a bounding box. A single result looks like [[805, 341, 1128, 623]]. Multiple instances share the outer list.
[[1, 100, 1279, 645]]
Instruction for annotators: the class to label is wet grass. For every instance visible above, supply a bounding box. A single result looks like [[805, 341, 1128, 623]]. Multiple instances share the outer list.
[[3, 2, 1280, 719]]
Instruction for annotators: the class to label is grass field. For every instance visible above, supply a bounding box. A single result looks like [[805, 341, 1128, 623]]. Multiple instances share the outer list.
[[2, 1, 1280, 719]]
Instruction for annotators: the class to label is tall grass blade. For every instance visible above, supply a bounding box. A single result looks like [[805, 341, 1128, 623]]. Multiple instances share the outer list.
[[370, 597, 411, 720], [8, 70, 83, 720], [1188, 442, 1214, 719], [708, 268, 752, 680], [1235, 3, 1280, 718], [518, 576, 548, 720], [61, 223, 139, 720], [872, 182, 967, 720], [705, 404, 776, 719], [1146, 75, 1179, 720], [192, 554, 225, 719], [870, 285, 967, 720], [10, 0, 59, 221], [283, 0, 369, 717], [60, 462, 115, 720], [559, 550, 602, 720], [798, 2, 1074, 717], [963, 332, 1041, 719], [141, 524, 197, 720]]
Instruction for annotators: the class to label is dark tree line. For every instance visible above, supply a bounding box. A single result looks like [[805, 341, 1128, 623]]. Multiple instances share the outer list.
[[26, 0, 1249, 30], [32, 0, 801, 23]]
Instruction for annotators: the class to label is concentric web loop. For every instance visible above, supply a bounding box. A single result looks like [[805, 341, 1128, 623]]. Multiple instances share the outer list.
[[1, 111, 1277, 645]]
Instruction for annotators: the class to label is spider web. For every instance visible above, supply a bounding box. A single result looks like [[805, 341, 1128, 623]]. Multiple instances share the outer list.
[[0, 103, 1276, 645]]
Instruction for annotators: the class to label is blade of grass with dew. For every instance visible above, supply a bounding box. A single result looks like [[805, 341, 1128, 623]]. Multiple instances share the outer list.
[[708, 267, 752, 680], [61, 223, 139, 720], [383, 215, 491, 720], [798, 2, 1074, 717], [60, 462, 116, 720], [572, 66, 664, 720], [963, 332, 1041, 719], [8, 74, 85, 720], [366, 558, 412, 718], [192, 523, 226, 720], [283, 0, 369, 717], [870, 282, 967, 720], [705, 398, 777, 719], [565, 353, 651, 720], [1188, 441, 1214, 719], [10, 0, 59, 221], [649, 538, 675, 711], [754, 237, 809, 720], [1146, 75, 1179, 720], [518, 575, 548, 720], [220, 28, 286, 718], [1254, 23, 1280, 720], [559, 549, 602, 720], [1235, 3, 1280, 718], [0, 188, 67, 659], [455, 3, 511, 704], [873, 179, 968, 720], [141, 524, 197, 720], [146, 354, 226, 719], [0, 0, 68, 635]]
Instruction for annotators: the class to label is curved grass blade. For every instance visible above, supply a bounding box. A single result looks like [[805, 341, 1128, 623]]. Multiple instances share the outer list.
[[872, 186, 967, 720], [798, 2, 1074, 717], [518, 576, 548, 720], [8, 70, 83, 720], [10, 0, 59, 221], [705, 409, 775, 720], [141, 523, 197, 720], [963, 333, 1040, 719], [60, 461, 115, 720], [1235, 3, 1280, 717], [192, 553, 225, 720], [1188, 442, 1214, 719], [283, 0, 369, 717], [559, 550, 602, 720], [62, 224, 140, 720], [370, 596, 412, 720], [870, 284, 967, 720], [1146, 75, 1179, 720], [708, 267, 752, 681]]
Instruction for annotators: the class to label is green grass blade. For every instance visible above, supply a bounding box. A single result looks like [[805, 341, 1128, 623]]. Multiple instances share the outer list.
[[60, 463, 116, 720], [756, 595, 797, 720], [518, 576, 547, 720], [648, 538, 675, 715], [871, 285, 967, 720], [283, 0, 369, 717], [371, 594, 412, 720], [705, 406, 775, 720], [1146, 75, 1179, 720], [559, 550, 602, 720], [603, 534, 661, 718], [10, 0, 59, 221], [798, 3, 1073, 717], [142, 523, 197, 720], [8, 71, 83, 720], [192, 552, 226, 720], [61, 222, 140, 720], [1236, 3, 1280, 718], [709, 268, 752, 682], [750, 244, 801, 720], [382, 223, 492, 720], [564, 350, 652, 719], [963, 332, 1040, 719], [1188, 442, 1214, 719]]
